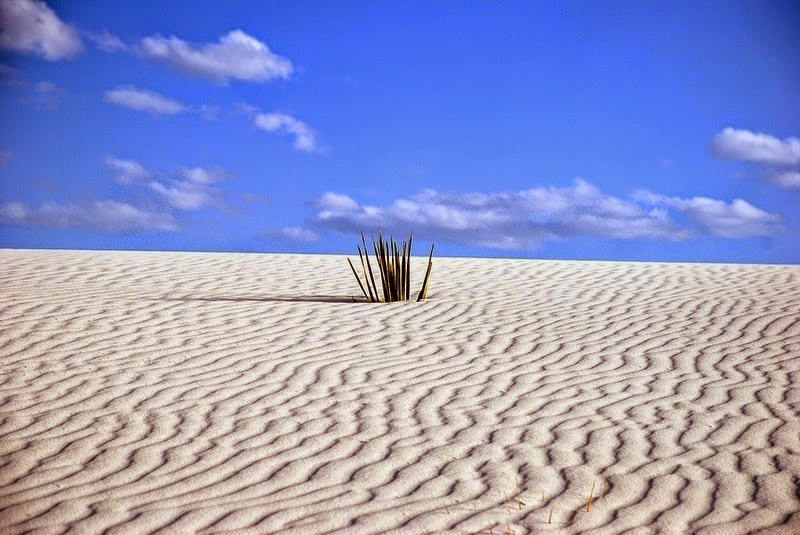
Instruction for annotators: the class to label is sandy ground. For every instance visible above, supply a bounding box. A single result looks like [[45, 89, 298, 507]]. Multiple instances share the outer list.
[[0, 249, 798, 534]]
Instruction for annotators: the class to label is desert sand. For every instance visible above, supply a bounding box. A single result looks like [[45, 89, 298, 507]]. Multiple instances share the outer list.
[[0, 248, 798, 534]]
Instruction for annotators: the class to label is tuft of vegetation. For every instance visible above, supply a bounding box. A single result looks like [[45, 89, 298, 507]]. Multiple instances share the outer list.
[[348, 231, 434, 303]]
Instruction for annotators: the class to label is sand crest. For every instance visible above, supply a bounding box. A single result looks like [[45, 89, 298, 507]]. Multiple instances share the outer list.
[[1, 249, 798, 534]]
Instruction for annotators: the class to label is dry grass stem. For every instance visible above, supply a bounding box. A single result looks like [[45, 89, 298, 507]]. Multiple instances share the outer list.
[[587, 479, 597, 512]]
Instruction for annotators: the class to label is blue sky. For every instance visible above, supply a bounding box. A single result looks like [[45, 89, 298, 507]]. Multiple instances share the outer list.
[[1, 0, 799, 263]]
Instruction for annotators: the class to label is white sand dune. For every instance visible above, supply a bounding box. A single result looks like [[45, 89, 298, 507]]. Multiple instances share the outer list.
[[1, 249, 798, 534]]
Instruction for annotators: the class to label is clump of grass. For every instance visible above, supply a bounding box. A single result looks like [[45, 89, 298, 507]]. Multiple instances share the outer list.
[[348, 231, 434, 303]]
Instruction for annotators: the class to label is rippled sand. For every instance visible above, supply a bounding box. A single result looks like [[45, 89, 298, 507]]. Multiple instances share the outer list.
[[1, 249, 798, 534]]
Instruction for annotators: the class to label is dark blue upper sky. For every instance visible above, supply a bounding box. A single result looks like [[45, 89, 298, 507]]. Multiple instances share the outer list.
[[1, 0, 799, 263]]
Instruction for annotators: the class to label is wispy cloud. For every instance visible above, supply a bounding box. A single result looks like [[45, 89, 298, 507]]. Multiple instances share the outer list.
[[25, 80, 63, 109], [770, 170, 800, 190], [253, 112, 323, 153], [105, 156, 152, 183], [261, 226, 320, 243], [0, 0, 83, 60], [0, 62, 24, 86], [104, 85, 188, 116], [0, 200, 177, 233], [1, 156, 234, 235], [137, 29, 293, 84], [711, 127, 800, 190], [87, 28, 128, 52], [307, 179, 783, 249], [103, 85, 220, 120], [104, 156, 230, 211], [148, 166, 229, 211]]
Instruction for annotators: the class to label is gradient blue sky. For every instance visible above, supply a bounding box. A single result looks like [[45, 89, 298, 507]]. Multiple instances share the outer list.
[[1, 0, 799, 263]]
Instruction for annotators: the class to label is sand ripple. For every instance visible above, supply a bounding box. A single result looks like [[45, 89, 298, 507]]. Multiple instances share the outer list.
[[1, 250, 798, 534]]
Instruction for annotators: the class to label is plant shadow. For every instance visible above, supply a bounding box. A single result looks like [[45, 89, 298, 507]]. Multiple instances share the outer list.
[[158, 294, 368, 304]]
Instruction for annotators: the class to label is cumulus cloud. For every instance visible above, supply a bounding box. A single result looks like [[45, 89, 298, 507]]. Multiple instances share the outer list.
[[711, 127, 800, 190], [137, 29, 293, 84], [711, 127, 800, 166], [104, 85, 188, 116], [0, 0, 83, 60], [148, 166, 229, 211], [253, 112, 322, 153], [0, 200, 177, 233], [105, 156, 152, 184], [634, 192, 783, 239], [261, 226, 320, 243], [308, 179, 783, 250]]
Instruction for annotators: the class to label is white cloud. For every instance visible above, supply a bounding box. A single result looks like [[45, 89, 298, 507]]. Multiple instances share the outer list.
[[104, 85, 188, 116], [87, 29, 128, 52], [137, 29, 293, 84], [770, 170, 800, 190], [178, 166, 228, 185], [308, 179, 783, 249], [636, 193, 784, 239], [102, 158, 230, 212], [0, 0, 83, 60], [711, 127, 800, 166], [148, 166, 229, 211], [312, 179, 691, 249], [253, 112, 322, 153], [711, 127, 800, 191], [262, 226, 320, 243], [0, 200, 177, 233], [105, 156, 152, 184]]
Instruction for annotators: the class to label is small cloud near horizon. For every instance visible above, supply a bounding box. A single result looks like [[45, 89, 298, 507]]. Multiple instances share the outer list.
[[261, 226, 320, 243], [0, 200, 178, 233]]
